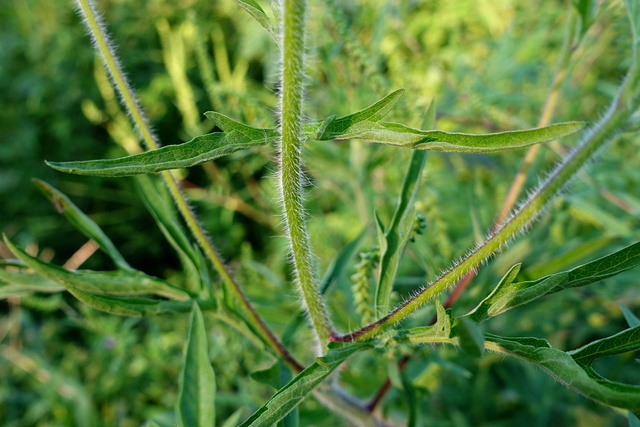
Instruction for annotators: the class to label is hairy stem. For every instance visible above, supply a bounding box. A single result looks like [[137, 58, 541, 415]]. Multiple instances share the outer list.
[[334, 60, 639, 342], [278, 0, 334, 344], [74, 0, 302, 372]]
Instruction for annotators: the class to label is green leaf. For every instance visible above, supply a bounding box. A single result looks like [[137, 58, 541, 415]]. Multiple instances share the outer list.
[[629, 411, 640, 427], [309, 89, 406, 139], [239, 342, 372, 427], [47, 124, 277, 177], [4, 236, 192, 301], [626, 0, 640, 51], [486, 333, 640, 412], [622, 304, 640, 328], [231, 0, 277, 41], [328, 120, 585, 153], [465, 241, 640, 322], [134, 175, 210, 294], [382, 300, 453, 347], [177, 303, 216, 427], [452, 317, 485, 357], [33, 179, 131, 270], [573, 0, 597, 37], [0, 270, 62, 298], [375, 149, 427, 315]]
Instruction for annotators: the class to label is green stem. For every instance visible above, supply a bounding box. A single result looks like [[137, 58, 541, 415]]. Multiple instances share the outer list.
[[335, 60, 640, 343], [74, 0, 302, 373], [278, 0, 334, 344]]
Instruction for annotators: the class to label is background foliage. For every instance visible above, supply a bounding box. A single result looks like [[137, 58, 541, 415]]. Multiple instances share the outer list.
[[1, 0, 639, 425]]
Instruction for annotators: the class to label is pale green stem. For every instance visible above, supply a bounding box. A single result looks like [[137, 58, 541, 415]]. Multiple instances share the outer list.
[[278, 0, 334, 344], [74, 0, 302, 372], [336, 59, 640, 343]]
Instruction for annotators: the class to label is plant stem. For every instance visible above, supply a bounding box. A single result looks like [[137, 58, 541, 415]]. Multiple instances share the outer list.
[[278, 0, 334, 344], [74, 0, 303, 373], [334, 60, 639, 343]]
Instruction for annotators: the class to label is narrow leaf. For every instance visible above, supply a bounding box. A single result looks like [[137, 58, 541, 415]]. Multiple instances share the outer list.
[[177, 303, 216, 427], [239, 342, 371, 427], [329, 121, 585, 153], [232, 0, 277, 41], [312, 89, 406, 138], [486, 333, 640, 412], [622, 304, 640, 328], [569, 326, 640, 366], [375, 150, 427, 315], [33, 179, 131, 269], [0, 270, 62, 298], [466, 241, 640, 321], [47, 128, 276, 177], [4, 236, 191, 300]]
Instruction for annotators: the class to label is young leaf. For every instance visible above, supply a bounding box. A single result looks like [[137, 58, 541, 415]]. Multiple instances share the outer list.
[[486, 332, 640, 412], [47, 129, 276, 177], [382, 300, 453, 347], [330, 120, 585, 153], [177, 303, 216, 427], [4, 236, 192, 300], [33, 179, 131, 270], [309, 89, 406, 139], [239, 342, 372, 427], [465, 241, 640, 322], [134, 175, 210, 294], [452, 317, 485, 357], [232, 0, 277, 41]]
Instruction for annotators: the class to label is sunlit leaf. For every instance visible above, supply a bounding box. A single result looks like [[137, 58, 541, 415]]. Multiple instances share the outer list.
[[177, 303, 216, 427], [466, 241, 640, 322], [47, 126, 276, 177]]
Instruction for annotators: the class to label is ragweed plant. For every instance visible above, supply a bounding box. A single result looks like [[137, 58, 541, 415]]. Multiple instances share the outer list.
[[3, 0, 640, 426]]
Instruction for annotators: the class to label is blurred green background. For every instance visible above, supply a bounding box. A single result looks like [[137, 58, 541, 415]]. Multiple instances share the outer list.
[[1, 0, 639, 425]]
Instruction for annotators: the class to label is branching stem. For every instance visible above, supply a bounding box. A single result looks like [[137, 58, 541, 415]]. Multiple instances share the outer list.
[[74, 0, 302, 372]]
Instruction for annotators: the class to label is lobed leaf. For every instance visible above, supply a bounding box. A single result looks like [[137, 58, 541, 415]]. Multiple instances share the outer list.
[[33, 179, 131, 269], [177, 303, 216, 427], [466, 241, 640, 322], [4, 236, 191, 301], [47, 122, 277, 177], [486, 333, 640, 412], [239, 342, 372, 427]]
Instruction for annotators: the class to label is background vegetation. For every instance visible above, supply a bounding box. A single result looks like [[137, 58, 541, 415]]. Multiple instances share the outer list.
[[1, 0, 639, 425]]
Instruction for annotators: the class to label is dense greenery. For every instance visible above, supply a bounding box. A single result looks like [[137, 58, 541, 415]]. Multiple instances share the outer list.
[[2, 0, 640, 426]]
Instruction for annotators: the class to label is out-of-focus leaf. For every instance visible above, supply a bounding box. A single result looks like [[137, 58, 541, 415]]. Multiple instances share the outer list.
[[33, 179, 131, 270], [177, 303, 216, 427], [4, 236, 192, 300], [466, 241, 640, 322], [375, 149, 427, 315], [629, 411, 640, 427], [622, 304, 640, 328], [626, 0, 640, 51], [47, 122, 277, 176], [382, 300, 452, 347], [573, 0, 597, 36], [0, 270, 62, 298], [239, 342, 372, 427], [221, 409, 244, 427], [486, 332, 640, 412], [232, 0, 277, 40], [134, 175, 210, 294]]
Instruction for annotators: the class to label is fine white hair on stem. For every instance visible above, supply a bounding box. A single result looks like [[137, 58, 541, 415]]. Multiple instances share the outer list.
[[73, 0, 159, 150]]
